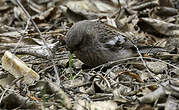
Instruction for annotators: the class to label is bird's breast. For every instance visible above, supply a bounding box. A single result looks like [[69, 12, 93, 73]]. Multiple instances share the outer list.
[[74, 45, 134, 67]]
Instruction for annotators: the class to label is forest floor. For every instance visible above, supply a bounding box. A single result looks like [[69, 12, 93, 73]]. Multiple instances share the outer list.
[[0, 0, 179, 110]]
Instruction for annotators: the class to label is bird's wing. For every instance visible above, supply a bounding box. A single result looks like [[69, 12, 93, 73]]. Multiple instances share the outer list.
[[92, 22, 128, 50]]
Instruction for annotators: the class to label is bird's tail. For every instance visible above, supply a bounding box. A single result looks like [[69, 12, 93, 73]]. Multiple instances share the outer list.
[[136, 46, 169, 54]]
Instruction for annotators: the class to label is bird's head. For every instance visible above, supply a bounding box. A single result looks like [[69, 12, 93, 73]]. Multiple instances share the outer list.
[[65, 20, 94, 53]]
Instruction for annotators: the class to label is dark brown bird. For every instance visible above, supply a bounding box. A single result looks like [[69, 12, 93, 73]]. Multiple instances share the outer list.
[[65, 20, 165, 67]]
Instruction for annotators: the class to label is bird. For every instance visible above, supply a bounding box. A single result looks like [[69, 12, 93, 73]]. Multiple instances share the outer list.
[[65, 20, 166, 67]]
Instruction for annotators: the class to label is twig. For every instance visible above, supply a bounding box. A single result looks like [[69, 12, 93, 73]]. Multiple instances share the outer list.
[[132, 40, 157, 80], [91, 57, 179, 72], [15, 0, 60, 84], [13, 18, 30, 54], [124, 32, 158, 81]]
